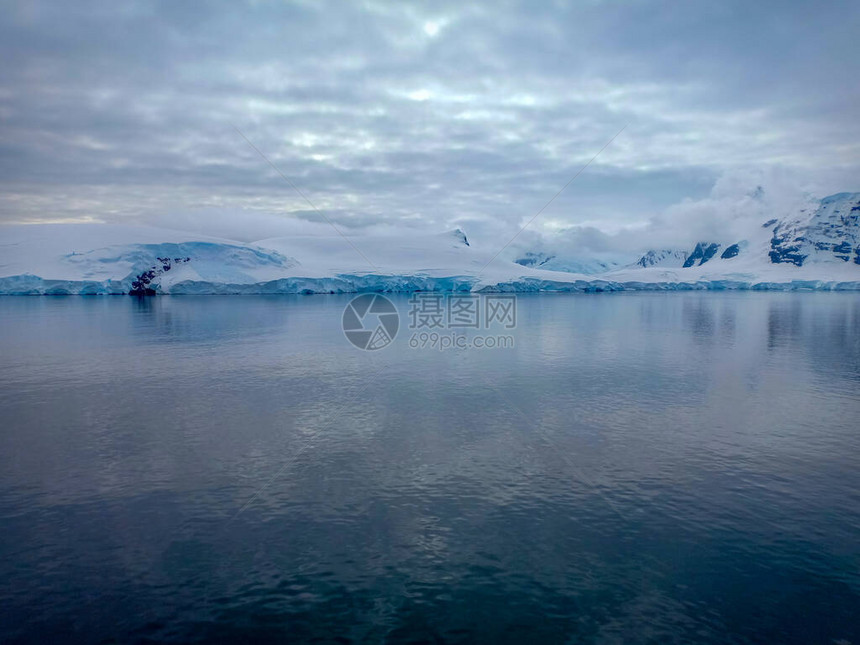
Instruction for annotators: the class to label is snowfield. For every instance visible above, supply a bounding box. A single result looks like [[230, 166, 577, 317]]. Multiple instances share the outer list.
[[1, 193, 859, 294]]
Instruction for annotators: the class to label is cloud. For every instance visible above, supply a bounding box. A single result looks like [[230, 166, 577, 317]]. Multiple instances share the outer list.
[[0, 0, 857, 249]]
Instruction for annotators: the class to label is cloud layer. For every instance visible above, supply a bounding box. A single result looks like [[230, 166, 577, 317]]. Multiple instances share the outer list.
[[1, 0, 858, 250]]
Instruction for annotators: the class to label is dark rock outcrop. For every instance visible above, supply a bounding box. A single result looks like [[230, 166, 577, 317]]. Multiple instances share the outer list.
[[768, 193, 860, 266], [129, 256, 191, 295], [720, 243, 741, 259], [683, 242, 721, 267]]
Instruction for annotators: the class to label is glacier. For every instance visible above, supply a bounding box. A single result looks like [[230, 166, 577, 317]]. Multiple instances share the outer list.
[[1, 194, 859, 295]]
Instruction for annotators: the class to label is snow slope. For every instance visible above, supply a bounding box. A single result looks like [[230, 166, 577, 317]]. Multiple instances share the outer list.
[[2, 194, 860, 294], [0, 224, 297, 295], [513, 250, 625, 275], [632, 249, 689, 268], [0, 224, 565, 294], [768, 192, 860, 265]]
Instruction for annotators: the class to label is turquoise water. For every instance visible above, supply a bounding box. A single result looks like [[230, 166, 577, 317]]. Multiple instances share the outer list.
[[0, 293, 858, 643]]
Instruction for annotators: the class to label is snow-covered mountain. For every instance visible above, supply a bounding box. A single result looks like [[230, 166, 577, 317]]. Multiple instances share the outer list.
[[622, 192, 860, 273], [768, 192, 860, 265], [514, 251, 624, 275], [633, 249, 689, 268], [2, 193, 859, 294], [0, 225, 518, 295]]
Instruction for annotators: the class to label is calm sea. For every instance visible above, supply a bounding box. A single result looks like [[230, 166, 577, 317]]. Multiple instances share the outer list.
[[0, 293, 858, 643]]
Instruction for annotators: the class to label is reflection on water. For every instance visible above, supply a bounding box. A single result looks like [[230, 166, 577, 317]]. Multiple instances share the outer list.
[[0, 292, 858, 644]]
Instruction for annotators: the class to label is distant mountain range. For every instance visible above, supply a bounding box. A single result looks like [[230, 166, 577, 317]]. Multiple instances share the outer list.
[[630, 192, 860, 270], [1, 193, 858, 294]]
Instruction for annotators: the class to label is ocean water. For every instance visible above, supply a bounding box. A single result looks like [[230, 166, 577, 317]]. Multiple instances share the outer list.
[[0, 292, 858, 644]]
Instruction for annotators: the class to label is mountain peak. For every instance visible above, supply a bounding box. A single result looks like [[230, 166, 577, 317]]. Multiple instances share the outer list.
[[769, 192, 860, 266], [820, 192, 860, 205], [445, 228, 470, 247], [634, 249, 688, 268]]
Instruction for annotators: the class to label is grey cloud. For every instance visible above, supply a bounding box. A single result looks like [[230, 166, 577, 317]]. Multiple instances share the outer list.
[[0, 0, 857, 249]]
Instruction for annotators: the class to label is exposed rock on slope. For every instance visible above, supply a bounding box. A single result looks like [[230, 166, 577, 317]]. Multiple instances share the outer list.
[[768, 193, 860, 266]]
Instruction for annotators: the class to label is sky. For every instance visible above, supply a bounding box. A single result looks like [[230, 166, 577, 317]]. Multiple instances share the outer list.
[[1, 0, 858, 253]]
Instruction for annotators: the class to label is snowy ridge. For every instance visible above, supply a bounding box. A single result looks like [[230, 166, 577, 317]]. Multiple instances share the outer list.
[[514, 251, 624, 275], [633, 249, 689, 268], [1, 194, 860, 294], [769, 192, 860, 265]]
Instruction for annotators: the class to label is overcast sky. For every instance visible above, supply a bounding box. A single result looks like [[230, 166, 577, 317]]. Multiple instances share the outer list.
[[1, 0, 858, 249]]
